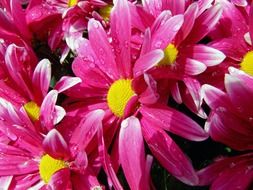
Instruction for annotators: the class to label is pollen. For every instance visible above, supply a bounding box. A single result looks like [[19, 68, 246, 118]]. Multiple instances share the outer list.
[[240, 51, 253, 76], [99, 5, 113, 21], [158, 43, 178, 66], [24, 101, 40, 121], [68, 0, 78, 7], [39, 154, 67, 184], [107, 79, 135, 117]]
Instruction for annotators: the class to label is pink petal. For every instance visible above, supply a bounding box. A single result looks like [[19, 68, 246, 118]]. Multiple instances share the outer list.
[[32, 59, 51, 99], [207, 110, 253, 151], [97, 124, 123, 189], [183, 77, 202, 110], [40, 90, 58, 131], [225, 74, 253, 118], [183, 58, 207, 75], [231, 0, 248, 6], [171, 82, 182, 104], [201, 84, 231, 110], [43, 129, 70, 159], [0, 80, 26, 108], [184, 45, 226, 66], [129, 3, 155, 31], [10, 0, 32, 40], [48, 168, 71, 190], [87, 19, 118, 80], [110, 0, 131, 77], [211, 159, 253, 190], [140, 104, 208, 141], [141, 123, 198, 185], [5, 44, 33, 99], [185, 4, 222, 44], [175, 2, 199, 45], [197, 153, 253, 185], [72, 55, 110, 89], [162, 0, 185, 15], [54, 76, 81, 93], [151, 14, 184, 49], [71, 169, 101, 189], [249, 4, 253, 52], [0, 176, 12, 190], [140, 28, 152, 55], [151, 10, 172, 35], [53, 105, 66, 125], [133, 49, 164, 77], [119, 117, 149, 190], [139, 74, 159, 104], [0, 9, 19, 42], [70, 109, 105, 151]]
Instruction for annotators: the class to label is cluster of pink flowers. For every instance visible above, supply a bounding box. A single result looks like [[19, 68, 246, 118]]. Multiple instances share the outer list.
[[0, 0, 252, 189]]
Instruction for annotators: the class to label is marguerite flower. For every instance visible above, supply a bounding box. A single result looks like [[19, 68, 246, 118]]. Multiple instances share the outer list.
[[132, 0, 225, 118], [67, 0, 208, 187], [198, 67, 253, 189], [0, 98, 105, 189]]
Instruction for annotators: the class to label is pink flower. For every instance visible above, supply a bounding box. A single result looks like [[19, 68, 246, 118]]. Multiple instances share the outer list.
[[0, 43, 81, 127], [131, 0, 225, 118], [204, 1, 253, 88], [0, 98, 104, 189], [26, 0, 109, 55], [199, 67, 253, 189], [67, 0, 208, 187]]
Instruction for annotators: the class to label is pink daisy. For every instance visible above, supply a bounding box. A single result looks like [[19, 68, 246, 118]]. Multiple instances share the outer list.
[[0, 43, 81, 129], [67, 0, 208, 188], [204, 0, 253, 88], [198, 67, 253, 189], [131, 0, 225, 118], [0, 98, 105, 189]]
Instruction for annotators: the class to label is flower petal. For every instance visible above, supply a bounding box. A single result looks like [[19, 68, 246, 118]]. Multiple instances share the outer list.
[[54, 76, 81, 93], [184, 45, 226, 67], [110, 0, 131, 77], [140, 104, 208, 141], [70, 109, 105, 151], [141, 123, 198, 185], [151, 14, 184, 49], [87, 19, 118, 80], [40, 90, 58, 131], [119, 117, 148, 190], [133, 49, 164, 77], [185, 4, 222, 44], [32, 59, 51, 99], [48, 168, 71, 190], [43, 129, 70, 159]]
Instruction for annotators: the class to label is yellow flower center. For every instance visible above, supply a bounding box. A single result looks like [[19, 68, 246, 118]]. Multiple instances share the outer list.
[[99, 5, 113, 21], [68, 0, 78, 7], [24, 101, 40, 121], [157, 43, 178, 66], [107, 79, 135, 117], [39, 154, 67, 184], [240, 50, 253, 76]]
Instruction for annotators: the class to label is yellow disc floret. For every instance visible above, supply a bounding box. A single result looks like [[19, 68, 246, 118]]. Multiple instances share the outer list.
[[158, 43, 178, 66], [240, 50, 253, 76], [107, 79, 135, 117], [68, 0, 78, 7], [39, 154, 67, 184], [24, 101, 40, 121], [99, 5, 113, 21]]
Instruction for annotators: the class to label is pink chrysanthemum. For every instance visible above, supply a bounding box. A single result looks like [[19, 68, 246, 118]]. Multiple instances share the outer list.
[[0, 98, 105, 189], [198, 67, 253, 189], [0, 43, 81, 127], [131, 0, 225, 118], [67, 0, 208, 188], [204, 1, 253, 88]]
